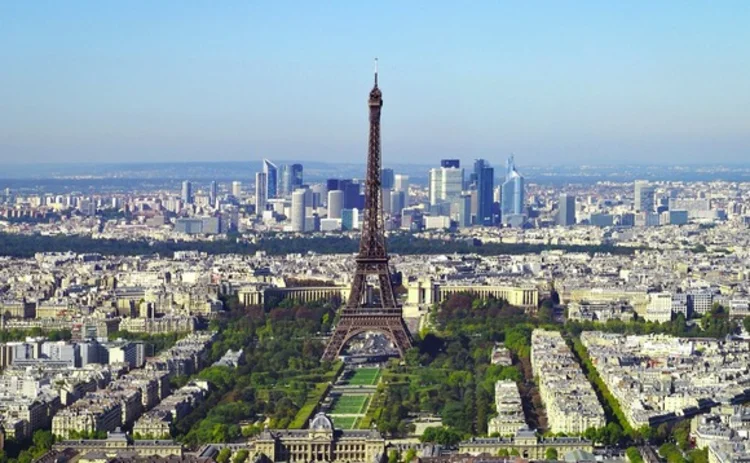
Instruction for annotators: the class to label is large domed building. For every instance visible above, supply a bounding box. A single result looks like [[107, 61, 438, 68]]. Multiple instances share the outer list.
[[254, 413, 385, 463]]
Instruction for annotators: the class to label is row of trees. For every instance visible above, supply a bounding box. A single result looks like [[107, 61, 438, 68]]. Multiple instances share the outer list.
[[0, 430, 56, 463], [109, 330, 186, 355], [0, 327, 71, 343], [0, 231, 635, 259], [565, 305, 739, 340]]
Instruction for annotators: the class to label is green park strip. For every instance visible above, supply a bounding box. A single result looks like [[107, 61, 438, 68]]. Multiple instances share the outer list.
[[288, 383, 332, 429], [287, 361, 343, 429], [331, 417, 359, 429], [330, 395, 370, 415], [358, 384, 387, 429], [569, 336, 634, 436], [347, 368, 382, 386]]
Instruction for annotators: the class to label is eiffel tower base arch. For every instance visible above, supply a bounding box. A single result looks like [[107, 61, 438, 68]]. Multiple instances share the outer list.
[[321, 312, 412, 361]]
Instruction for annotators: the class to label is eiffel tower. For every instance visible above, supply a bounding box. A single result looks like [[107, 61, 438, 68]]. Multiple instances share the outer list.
[[321, 61, 413, 361]]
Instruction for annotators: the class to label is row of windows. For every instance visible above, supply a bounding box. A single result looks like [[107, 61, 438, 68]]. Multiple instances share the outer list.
[[281, 444, 366, 452]]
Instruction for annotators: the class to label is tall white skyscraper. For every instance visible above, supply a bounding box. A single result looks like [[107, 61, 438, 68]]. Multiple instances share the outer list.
[[634, 180, 655, 213], [291, 189, 306, 232], [231, 181, 242, 198], [327, 190, 343, 219], [394, 174, 409, 194], [255, 172, 267, 216], [428, 166, 464, 206]]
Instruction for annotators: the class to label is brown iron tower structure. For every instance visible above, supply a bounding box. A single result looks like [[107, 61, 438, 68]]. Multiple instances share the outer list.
[[321, 61, 413, 361]]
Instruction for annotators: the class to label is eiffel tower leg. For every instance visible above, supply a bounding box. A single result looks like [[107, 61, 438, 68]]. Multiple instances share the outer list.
[[377, 271, 396, 308], [322, 318, 354, 361], [347, 271, 366, 307], [388, 319, 413, 357]]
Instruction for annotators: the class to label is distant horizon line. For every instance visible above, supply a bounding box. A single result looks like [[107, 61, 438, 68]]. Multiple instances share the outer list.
[[2, 160, 750, 168]]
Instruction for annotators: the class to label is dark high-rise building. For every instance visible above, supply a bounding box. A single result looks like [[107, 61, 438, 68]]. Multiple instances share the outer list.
[[501, 155, 525, 226], [326, 178, 342, 192], [441, 159, 460, 168], [342, 181, 361, 210], [558, 193, 576, 226], [290, 164, 303, 190], [280, 163, 304, 196], [457, 194, 472, 228], [474, 159, 494, 226], [181, 180, 193, 204], [381, 168, 395, 189], [209, 181, 218, 205], [279, 166, 290, 196], [255, 172, 267, 216], [263, 159, 278, 199], [390, 190, 406, 216]]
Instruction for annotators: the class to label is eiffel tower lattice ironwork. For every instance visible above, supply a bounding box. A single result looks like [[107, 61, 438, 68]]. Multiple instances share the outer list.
[[321, 61, 413, 361]]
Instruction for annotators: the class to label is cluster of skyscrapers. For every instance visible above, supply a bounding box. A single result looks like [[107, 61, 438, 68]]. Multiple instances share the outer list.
[[554, 179, 715, 229], [427, 156, 527, 228], [178, 155, 533, 233], [244, 155, 532, 232]]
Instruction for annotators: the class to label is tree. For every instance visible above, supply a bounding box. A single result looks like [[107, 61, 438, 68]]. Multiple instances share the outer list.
[[511, 449, 520, 457], [232, 449, 249, 463], [403, 448, 417, 463], [545, 448, 558, 460], [687, 449, 708, 463], [419, 427, 465, 447], [603, 422, 624, 446], [388, 450, 399, 463], [654, 423, 670, 444], [626, 447, 644, 463], [673, 420, 691, 451], [538, 300, 555, 324], [441, 402, 468, 432], [32, 430, 55, 452], [637, 425, 654, 442], [216, 448, 231, 463], [659, 443, 686, 463], [475, 388, 490, 435]]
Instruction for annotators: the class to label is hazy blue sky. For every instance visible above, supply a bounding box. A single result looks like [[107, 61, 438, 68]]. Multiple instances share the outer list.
[[1, 1, 749, 166]]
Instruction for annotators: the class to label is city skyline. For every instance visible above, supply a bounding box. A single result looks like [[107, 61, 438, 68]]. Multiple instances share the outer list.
[[2, 2, 749, 166], [3, 3, 750, 462]]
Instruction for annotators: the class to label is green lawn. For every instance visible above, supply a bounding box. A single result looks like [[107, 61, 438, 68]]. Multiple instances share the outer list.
[[288, 383, 331, 429], [330, 394, 369, 415], [347, 368, 381, 386], [331, 416, 359, 429]]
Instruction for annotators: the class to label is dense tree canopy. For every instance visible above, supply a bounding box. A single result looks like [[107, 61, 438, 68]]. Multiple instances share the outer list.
[[0, 232, 635, 259]]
